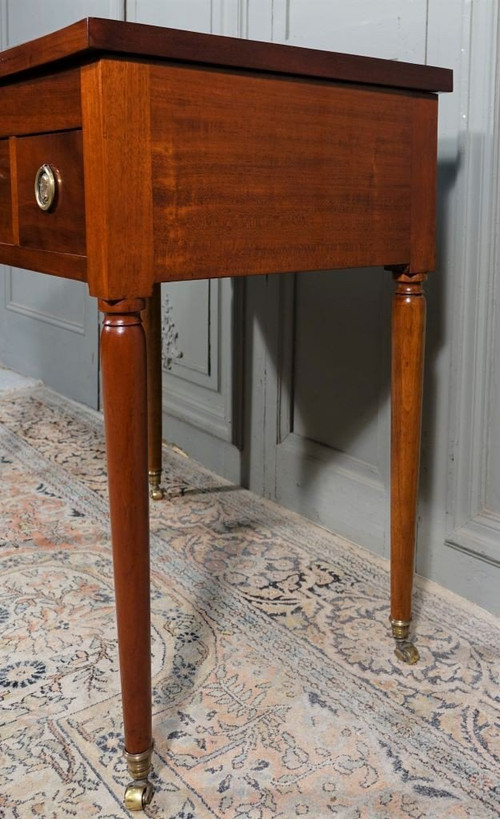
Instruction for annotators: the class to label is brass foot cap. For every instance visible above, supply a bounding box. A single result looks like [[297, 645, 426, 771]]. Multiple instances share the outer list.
[[148, 470, 164, 501], [124, 780, 154, 811], [150, 485, 165, 501], [124, 743, 154, 780], [394, 641, 420, 665]]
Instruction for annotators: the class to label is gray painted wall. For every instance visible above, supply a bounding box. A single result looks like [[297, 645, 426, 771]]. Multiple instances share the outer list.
[[1, 1, 498, 615]]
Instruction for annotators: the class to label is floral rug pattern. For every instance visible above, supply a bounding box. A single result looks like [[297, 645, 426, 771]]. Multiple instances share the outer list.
[[0, 385, 499, 818]]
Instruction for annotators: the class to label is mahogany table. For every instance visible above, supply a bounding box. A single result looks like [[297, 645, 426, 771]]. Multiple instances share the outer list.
[[0, 19, 452, 811]]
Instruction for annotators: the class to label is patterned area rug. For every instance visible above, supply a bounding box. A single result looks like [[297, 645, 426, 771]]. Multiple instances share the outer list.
[[0, 384, 499, 818]]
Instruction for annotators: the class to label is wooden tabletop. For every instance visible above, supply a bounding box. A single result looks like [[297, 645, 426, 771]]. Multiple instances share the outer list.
[[0, 17, 452, 93]]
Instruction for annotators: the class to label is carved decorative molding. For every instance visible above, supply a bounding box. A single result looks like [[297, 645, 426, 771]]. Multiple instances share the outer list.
[[160, 290, 182, 371], [160, 279, 243, 445]]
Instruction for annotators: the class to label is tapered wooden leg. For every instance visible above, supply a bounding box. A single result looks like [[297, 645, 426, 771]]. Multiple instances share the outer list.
[[99, 298, 154, 810], [142, 283, 164, 500], [390, 271, 427, 664]]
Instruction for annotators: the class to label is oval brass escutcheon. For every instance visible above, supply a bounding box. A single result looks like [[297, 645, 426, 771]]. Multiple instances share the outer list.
[[34, 164, 57, 211]]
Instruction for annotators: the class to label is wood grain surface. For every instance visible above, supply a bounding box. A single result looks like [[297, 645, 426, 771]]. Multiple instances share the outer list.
[[0, 17, 452, 93], [410, 96, 438, 273], [391, 273, 427, 622], [16, 130, 86, 256], [0, 139, 13, 244], [0, 244, 86, 280], [142, 283, 164, 482], [150, 64, 415, 282], [99, 297, 152, 755], [81, 59, 154, 300], [0, 68, 81, 138]]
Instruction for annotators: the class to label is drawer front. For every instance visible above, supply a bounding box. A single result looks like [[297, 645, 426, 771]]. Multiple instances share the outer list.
[[0, 139, 13, 244], [17, 130, 86, 256]]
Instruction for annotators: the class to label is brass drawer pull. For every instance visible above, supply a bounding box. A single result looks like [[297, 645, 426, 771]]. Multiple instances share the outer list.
[[34, 163, 57, 211]]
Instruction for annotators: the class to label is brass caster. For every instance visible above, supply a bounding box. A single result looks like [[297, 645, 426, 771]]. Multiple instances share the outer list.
[[394, 640, 420, 664], [150, 485, 165, 501], [124, 780, 154, 811], [148, 470, 164, 501], [390, 619, 419, 664], [124, 743, 154, 809]]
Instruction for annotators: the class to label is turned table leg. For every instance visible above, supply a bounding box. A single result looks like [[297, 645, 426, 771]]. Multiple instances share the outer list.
[[99, 298, 154, 810], [390, 271, 427, 664], [142, 283, 164, 500]]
